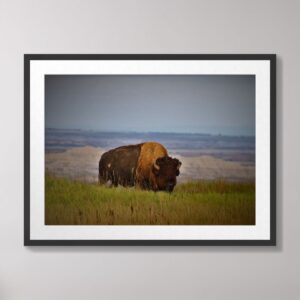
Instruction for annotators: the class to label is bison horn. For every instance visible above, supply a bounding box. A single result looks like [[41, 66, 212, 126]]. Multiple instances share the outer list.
[[153, 161, 160, 170]]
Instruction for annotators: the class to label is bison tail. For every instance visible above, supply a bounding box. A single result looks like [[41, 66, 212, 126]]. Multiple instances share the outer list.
[[98, 173, 106, 185]]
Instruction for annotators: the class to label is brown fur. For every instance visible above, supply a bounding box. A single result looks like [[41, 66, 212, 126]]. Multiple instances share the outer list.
[[135, 142, 168, 190]]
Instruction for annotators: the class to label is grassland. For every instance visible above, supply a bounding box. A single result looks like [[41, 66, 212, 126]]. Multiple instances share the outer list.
[[45, 175, 255, 225]]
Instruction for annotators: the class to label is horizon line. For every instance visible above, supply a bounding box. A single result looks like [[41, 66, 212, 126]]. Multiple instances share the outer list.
[[45, 127, 255, 138]]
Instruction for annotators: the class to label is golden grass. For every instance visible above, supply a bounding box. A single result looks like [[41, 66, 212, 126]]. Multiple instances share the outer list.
[[45, 175, 255, 225]]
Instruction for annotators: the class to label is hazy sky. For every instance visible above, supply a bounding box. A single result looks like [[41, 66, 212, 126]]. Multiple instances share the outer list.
[[45, 75, 255, 136]]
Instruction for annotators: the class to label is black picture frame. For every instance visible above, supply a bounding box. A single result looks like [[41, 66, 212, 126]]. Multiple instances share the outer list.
[[24, 54, 276, 246]]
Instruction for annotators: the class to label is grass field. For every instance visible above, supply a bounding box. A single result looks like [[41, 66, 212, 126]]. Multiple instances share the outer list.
[[45, 175, 255, 225]]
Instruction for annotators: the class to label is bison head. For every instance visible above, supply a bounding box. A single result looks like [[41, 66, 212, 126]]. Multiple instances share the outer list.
[[152, 156, 182, 192]]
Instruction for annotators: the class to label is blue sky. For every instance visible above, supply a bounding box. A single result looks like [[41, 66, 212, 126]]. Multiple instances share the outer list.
[[45, 75, 255, 136]]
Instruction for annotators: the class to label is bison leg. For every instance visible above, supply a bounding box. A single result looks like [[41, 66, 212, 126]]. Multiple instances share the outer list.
[[110, 172, 118, 187], [135, 178, 149, 190]]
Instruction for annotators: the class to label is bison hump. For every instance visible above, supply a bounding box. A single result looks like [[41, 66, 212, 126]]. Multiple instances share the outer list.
[[136, 142, 168, 177]]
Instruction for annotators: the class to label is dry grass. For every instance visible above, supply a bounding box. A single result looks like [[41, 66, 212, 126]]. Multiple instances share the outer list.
[[45, 175, 255, 225]]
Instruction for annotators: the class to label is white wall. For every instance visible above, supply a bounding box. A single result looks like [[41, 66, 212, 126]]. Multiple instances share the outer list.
[[0, 0, 298, 299]]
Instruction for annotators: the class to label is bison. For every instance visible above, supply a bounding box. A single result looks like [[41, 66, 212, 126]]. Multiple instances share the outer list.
[[98, 142, 181, 192]]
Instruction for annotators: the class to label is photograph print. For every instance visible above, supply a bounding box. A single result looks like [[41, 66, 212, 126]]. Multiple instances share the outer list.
[[25, 55, 276, 245]]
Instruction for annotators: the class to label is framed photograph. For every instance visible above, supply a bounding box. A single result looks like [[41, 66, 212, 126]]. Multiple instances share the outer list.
[[24, 54, 276, 246]]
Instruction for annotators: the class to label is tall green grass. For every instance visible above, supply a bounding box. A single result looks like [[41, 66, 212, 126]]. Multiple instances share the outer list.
[[45, 175, 255, 225]]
